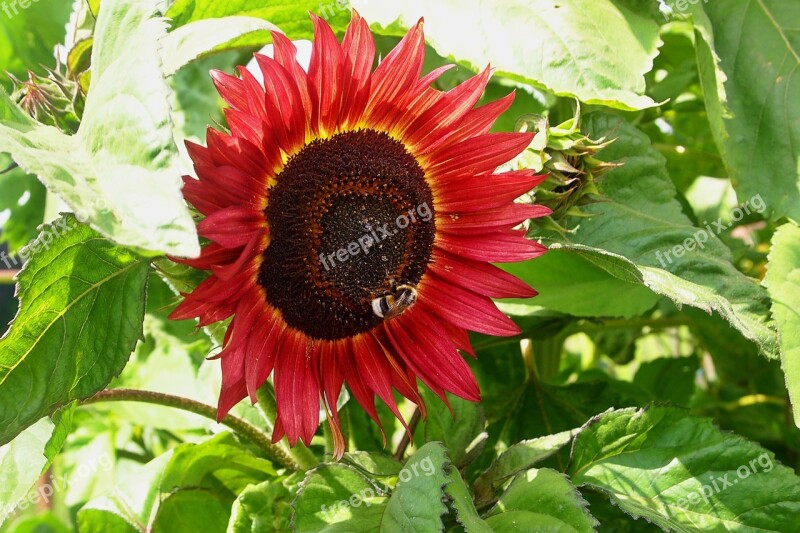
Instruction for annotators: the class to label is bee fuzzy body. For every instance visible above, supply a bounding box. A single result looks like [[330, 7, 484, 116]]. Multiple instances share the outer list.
[[371, 284, 418, 320]]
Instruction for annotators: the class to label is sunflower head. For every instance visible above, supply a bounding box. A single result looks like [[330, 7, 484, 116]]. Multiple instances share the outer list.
[[170, 11, 550, 458]]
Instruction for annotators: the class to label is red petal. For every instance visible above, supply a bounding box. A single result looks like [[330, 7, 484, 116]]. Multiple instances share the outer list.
[[383, 308, 480, 401], [339, 339, 385, 442], [210, 69, 248, 111], [353, 333, 408, 424], [315, 341, 347, 458], [273, 331, 320, 446], [182, 175, 222, 215], [420, 273, 521, 336], [174, 242, 238, 270], [438, 203, 550, 234], [197, 206, 264, 248], [206, 129, 269, 178], [436, 230, 547, 263], [255, 54, 309, 152], [271, 31, 313, 120], [193, 164, 266, 209], [216, 327, 249, 420], [308, 14, 345, 135], [365, 19, 425, 126], [427, 132, 534, 178], [431, 249, 537, 298], [435, 171, 546, 212], [185, 140, 213, 167], [403, 67, 491, 151], [440, 91, 517, 148], [340, 10, 375, 129]]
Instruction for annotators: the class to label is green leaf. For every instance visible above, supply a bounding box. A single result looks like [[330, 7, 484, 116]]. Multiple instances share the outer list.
[[486, 468, 598, 532], [152, 490, 231, 533], [228, 480, 292, 533], [109, 314, 216, 431], [500, 248, 661, 318], [0, 408, 71, 526], [444, 464, 492, 533], [169, 53, 229, 155], [484, 510, 581, 531], [293, 443, 450, 532], [76, 509, 138, 533], [166, 0, 353, 40], [472, 343, 648, 448], [293, 463, 388, 532], [360, 0, 661, 110], [0, 214, 149, 445], [420, 389, 487, 468], [541, 112, 778, 357], [160, 432, 277, 497], [380, 442, 451, 532], [0, 0, 200, 257], [632, 355, 698, 406], [568, 406, 800, 531], [160, 17, 279, 76], [764, 223, 800, 427], [0, 418, 54, 526], [688, 0, 800, 222], [78, 451, 172, 533], [152, 433, 277, 531], [43, 403, 75, 463], [341, 452, 403, 478], [0, 0, 72, 90], [4, 511, 71, 533], [474, 430, 576, 507]]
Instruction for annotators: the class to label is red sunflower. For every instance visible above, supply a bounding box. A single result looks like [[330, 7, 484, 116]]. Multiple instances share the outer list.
[[170, 11, 550, 458]]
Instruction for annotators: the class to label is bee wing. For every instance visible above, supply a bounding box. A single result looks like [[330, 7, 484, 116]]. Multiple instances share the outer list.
[[383, 290, 417, 320], [382, 306, 404, 320]]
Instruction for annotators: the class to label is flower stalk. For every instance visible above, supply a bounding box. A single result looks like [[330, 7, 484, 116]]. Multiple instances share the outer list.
[[81, 388, 300, 471]]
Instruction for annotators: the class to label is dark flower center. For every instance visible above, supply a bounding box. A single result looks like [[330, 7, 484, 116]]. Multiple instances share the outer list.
[[259, 129, 435, 340]]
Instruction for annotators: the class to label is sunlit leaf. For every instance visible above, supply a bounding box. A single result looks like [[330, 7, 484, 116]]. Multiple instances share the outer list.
[[0, 215, 149, 445], [361, 0, 661, 110], [0, 0, 200, 256], [485, 468, 598, 532], [569, 406, 800, 531], [764, 223, 800, 427], [687, 0, 800, 222]]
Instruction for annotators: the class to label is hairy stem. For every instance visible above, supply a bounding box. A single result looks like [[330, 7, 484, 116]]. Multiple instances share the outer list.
[[81, 388, 299, 471]]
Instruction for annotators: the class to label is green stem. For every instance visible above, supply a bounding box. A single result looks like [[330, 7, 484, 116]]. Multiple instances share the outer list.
[[255, 382, 319, 470], [81, 388, 299, 471]]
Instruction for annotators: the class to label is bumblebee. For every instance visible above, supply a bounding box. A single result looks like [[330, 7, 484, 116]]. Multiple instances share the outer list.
[[371, 284, 418, 320]]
